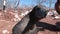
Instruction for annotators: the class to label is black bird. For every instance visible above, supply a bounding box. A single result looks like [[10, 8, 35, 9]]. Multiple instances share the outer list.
[[12, 5, 47, 34]]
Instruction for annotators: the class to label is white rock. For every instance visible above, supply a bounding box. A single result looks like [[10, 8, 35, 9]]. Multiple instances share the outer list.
[[2, 30, 9, 34], [24, 11, 29, 15], [4, 10, 7, 12], [55, 16, 60, 19], [18, 18, 21, 21], [14, 18, 17, 21], [15, 14, 19, 18], [21, 13, 25, 16]]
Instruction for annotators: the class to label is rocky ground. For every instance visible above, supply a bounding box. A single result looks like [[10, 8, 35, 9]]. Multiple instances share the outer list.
[[38, 16, 60, 34], [0, 8, 60, 34], [0, 8, 23, 34]]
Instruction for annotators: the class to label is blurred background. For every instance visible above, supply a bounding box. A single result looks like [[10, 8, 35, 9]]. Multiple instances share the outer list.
[[0, 0, 57, 10]]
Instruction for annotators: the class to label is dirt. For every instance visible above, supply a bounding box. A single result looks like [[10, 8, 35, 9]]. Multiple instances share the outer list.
[[0, 9, 22, 34], [0, 9, 60, 34]]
